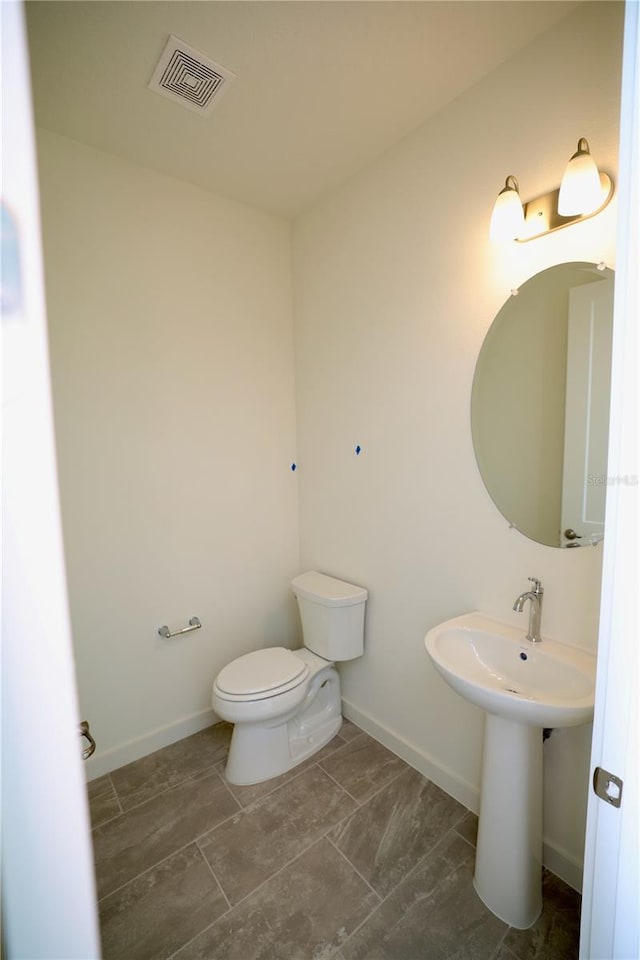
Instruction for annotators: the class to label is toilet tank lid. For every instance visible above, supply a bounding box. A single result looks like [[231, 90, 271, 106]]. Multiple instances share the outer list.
[[292, 571, 367, 607]]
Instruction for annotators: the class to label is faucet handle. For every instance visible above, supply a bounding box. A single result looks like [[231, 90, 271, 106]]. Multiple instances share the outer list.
[[528, 577, 543, 594]]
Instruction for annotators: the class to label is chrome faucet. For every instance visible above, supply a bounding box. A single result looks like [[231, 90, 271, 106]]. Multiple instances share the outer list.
[[513, 577, 544, 643]]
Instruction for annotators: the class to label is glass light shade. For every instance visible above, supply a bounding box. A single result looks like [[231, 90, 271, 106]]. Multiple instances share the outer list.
[[489, 177, 525, 241], [558, 139, 603, 216]]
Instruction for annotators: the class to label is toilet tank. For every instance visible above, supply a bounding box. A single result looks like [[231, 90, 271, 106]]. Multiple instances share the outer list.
[[291, 571, 367, 661]]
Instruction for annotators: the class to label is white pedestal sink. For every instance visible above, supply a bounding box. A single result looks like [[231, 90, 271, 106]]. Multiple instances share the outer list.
[[424, 612, 596, 929]]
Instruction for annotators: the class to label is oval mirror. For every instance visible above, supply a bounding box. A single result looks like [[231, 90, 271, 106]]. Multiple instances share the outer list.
[[471, 262, 614, 548]]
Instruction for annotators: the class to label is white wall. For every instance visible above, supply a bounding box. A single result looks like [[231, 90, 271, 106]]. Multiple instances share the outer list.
[[37, 130, 300, 774], [292, 1, 623, 888]]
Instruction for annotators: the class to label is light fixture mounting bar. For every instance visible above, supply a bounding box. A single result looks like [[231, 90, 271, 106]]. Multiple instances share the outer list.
[[516, 172, 613, 242]]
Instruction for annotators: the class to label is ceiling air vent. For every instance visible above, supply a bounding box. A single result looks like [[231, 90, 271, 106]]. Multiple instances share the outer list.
[[148, 35, 235, 116]]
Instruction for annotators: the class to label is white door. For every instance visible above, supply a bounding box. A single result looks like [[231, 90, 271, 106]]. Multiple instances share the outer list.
[[1, 4, 101, 957], [579, 1, 639, 957], [561, 277, 614, 547]]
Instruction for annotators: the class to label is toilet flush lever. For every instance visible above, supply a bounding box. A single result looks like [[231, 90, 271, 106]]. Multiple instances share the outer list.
[[158, 617, 202, 639]]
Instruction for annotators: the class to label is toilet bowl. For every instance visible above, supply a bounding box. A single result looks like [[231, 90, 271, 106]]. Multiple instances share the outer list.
[[212, 572, 367, 785]]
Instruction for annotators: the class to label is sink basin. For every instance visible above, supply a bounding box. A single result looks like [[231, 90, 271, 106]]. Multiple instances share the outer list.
[[424, 612, 595, 727], [424, 611, 596, 930]]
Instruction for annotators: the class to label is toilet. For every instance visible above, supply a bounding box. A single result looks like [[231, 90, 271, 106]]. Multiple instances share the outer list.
[[212, 571, 367, 785]]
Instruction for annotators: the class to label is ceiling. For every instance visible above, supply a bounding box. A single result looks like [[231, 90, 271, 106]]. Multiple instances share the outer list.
[[26, 1, 579, 219]]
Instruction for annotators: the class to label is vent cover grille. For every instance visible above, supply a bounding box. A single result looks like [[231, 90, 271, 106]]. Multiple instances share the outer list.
[[149, 35, 235, 115]]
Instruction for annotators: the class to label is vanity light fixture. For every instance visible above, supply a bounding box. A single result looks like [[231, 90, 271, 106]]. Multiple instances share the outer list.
[[490, 137, 613, 242], [558, 138, 604, 215], [489, 176, 526, 241]]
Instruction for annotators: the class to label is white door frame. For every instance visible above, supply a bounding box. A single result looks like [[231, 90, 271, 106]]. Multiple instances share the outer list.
[[579, 1, 639, 956], [1, 4, 101, 957]]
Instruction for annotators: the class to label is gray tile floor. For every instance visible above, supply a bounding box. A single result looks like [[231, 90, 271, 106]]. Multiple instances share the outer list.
[[88, 721, 581, 960]]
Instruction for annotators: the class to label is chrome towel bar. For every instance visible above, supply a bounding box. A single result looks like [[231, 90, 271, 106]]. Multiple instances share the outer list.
[[158, 616, 201, 639]]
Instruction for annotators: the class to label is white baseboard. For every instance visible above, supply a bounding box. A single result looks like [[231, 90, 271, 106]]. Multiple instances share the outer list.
[[342, 698, 480, 812], [85, 708, 218, 781], [342, 698, 583, 893], [542, 839, 584, 894]]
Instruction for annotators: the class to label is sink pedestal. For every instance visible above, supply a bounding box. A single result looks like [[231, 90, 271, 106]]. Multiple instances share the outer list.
[[474, 714, 543, 929], [425, 611, 596, 929]]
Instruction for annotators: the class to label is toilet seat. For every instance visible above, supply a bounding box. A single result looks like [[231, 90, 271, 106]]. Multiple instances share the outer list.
[[215, 647, 309, 702]]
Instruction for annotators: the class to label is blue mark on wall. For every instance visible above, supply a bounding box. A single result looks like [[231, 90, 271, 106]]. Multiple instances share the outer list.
[[1, 203, 23, 317], [355, 445, 362, 455], [290, 463, 297, 472]]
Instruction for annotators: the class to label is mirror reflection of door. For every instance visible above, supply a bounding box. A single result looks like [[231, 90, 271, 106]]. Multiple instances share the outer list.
[[561, 277, 614, 546], [471, 262, 615, 547]]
